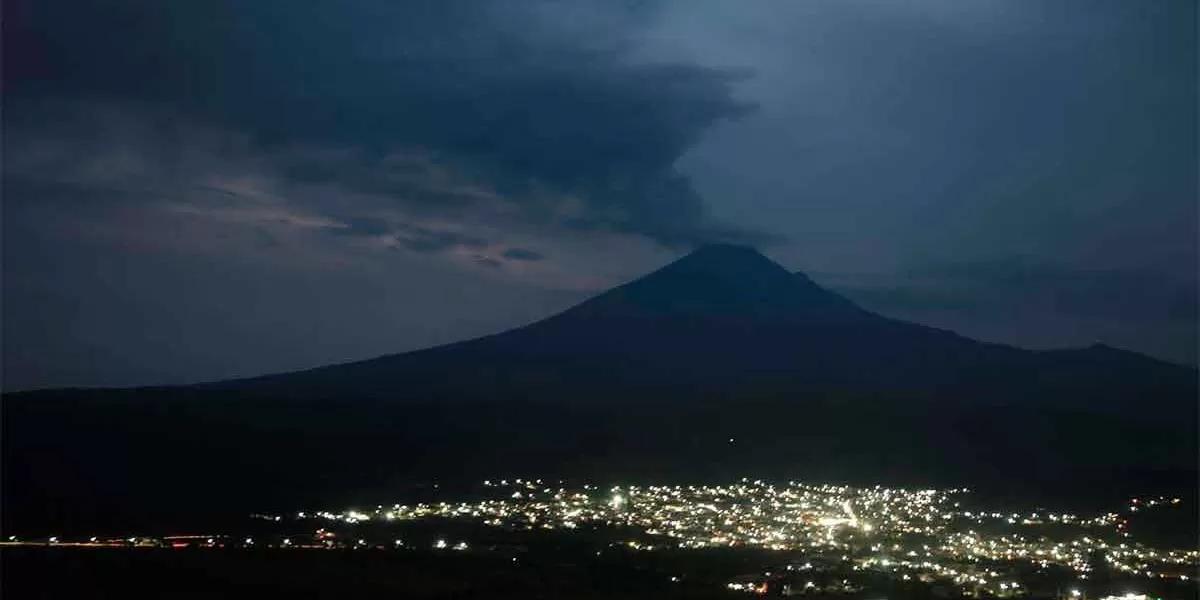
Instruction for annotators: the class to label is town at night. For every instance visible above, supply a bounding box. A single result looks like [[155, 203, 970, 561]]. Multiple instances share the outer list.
[[6, 479, 1195, 599]]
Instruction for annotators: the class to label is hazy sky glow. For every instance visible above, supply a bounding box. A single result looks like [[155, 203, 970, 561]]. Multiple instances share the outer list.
[[4, 0, 1196, 390]]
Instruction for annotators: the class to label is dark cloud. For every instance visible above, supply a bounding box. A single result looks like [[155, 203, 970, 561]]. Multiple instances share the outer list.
[[325, 217, 392, 238], [501, 248, 545, 262], [390, 224, 490, 255], [673, 1, 1195, 263], [5, 0, 765, 247], [661, 0, 1196, 363]]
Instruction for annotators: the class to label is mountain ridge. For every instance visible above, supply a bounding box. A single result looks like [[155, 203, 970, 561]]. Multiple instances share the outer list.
[[190, 244, 1190, 403], [6, 244, 1186, 394], [4, 243, 1195, 534]]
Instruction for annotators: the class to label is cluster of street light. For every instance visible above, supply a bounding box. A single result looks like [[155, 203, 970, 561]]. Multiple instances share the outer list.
[[308, 479, 1195, 597], [8, 479, 1192, 598]]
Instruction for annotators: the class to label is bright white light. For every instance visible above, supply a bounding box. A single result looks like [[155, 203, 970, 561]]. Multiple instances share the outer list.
[[1070, 590, 1081, 597], [611, 494, 625, 509], [435, 539, 447, 549]]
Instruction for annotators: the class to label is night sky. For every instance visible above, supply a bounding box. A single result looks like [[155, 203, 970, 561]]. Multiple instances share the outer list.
[[4, 0, 1196, 391]]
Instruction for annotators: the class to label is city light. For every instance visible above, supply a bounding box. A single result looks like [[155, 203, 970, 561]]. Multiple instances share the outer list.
[[291, 480, 1194, 595], [6, 479, 1193, 599]]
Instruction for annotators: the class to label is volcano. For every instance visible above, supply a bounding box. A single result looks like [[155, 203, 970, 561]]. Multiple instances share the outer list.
[[205, 243, 1192, 406], [4, 244, 1196, 533]]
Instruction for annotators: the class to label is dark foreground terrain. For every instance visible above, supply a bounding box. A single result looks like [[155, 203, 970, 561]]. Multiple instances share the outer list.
[[5, 543, 1195, 600], [2, 544, 851, 600], [2, 546, 725, 600]]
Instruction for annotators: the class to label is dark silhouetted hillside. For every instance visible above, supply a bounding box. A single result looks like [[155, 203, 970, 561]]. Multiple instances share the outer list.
[[4, 244, 1196, 533]]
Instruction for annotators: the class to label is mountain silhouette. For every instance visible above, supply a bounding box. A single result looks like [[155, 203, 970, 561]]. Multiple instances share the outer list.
[[4, 244, 1196, 534], [208, 243, 1190, 406], [560, 243, 867, 322]]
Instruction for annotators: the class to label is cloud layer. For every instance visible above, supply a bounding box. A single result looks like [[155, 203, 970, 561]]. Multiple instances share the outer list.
[[6, 0, 768, 253]]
